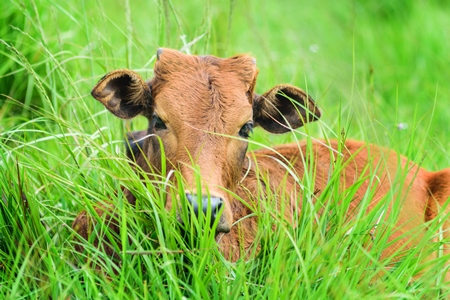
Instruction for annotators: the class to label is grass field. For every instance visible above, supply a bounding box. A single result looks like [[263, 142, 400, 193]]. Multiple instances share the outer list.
[[1, 0, 450, 298]]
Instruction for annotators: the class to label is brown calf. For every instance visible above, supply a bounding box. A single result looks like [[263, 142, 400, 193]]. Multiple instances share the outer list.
[[73, 48, 450, 277]]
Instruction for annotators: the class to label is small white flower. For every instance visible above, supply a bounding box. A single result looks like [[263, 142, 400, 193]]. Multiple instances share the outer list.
[[309, 44, 319, 53], [397, 123, 408, 130]]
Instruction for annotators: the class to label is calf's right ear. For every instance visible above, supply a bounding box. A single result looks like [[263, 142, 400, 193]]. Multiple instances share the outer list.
[[91, 69, 151, 119]]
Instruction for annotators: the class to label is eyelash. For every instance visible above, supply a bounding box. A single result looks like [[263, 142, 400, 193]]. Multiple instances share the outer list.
[[239, 122, 253, 138], [152, 114, 167, 130]]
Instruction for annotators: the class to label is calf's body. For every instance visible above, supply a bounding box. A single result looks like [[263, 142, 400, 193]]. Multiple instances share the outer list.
[[73, 48, 450, 279], [219, 139, 450, 264]]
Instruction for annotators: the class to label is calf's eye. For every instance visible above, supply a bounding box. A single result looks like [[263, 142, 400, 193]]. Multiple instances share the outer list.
[[153, 114, 167, 130], [239, 122, 253, 138]]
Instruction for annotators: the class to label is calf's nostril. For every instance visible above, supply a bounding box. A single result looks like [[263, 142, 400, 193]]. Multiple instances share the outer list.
[[209, 197, 223, 217], [186, 193, 199, 215], [185, 194, 224, 221]]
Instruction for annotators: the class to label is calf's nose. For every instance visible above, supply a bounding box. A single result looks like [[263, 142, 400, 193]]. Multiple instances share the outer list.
[[185, 193, 223, 224]]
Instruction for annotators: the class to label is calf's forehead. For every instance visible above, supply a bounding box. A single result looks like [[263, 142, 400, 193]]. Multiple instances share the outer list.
[[152, 49, 257, 86], [151, 51, 256, 129]]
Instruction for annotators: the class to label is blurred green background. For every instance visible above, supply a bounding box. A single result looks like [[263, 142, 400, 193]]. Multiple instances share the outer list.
[[1, 0, 450, 298]]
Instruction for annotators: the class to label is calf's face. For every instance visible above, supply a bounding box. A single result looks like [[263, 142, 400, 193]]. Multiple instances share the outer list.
[[91, 48, 320, 234]]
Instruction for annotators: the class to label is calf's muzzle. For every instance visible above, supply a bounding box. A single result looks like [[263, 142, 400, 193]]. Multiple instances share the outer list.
[[185, 193, 224, 229]]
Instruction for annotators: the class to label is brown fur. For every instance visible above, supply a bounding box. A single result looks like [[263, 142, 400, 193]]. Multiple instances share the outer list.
[[220, 141, 450, 263], [73, 49, 450, 279]]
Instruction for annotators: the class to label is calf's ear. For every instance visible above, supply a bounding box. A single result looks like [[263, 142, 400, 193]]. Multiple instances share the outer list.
[[91, 69, 151, 119], [253, 84, 321, 133]]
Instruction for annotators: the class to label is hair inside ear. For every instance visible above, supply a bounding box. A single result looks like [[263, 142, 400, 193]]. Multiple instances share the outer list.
[[253, 85, 321, 133], [91, 69, 151, 119]]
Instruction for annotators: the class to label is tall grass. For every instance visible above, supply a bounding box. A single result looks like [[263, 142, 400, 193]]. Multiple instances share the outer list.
[[1, 0, 449, 298]]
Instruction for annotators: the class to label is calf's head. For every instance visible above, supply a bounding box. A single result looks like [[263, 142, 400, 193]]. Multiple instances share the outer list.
[[91, 48, 320, 234]]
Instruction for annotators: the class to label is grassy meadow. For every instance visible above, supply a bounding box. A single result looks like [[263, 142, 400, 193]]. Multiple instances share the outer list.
[[1, 0, 450, 298]]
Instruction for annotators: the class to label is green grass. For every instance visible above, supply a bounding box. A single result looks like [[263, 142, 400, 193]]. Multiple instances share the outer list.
[[1, 0, 450, 298]]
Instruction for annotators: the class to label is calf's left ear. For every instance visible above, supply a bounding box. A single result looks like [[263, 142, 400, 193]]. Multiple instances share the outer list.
[[253, 84, 321, 133]]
